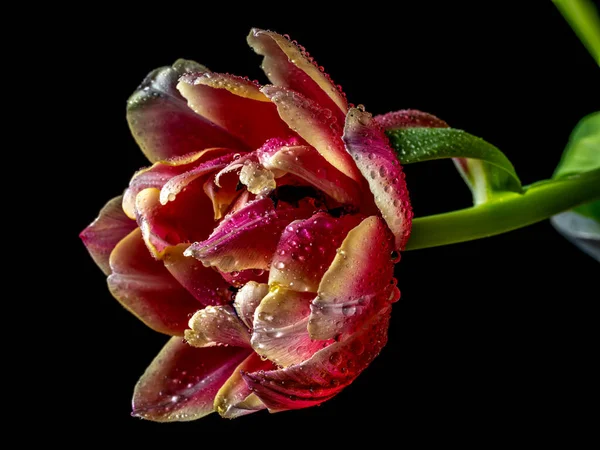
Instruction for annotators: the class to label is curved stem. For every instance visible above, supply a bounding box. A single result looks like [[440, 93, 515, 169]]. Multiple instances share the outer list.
[[405, 170, 600, 250]]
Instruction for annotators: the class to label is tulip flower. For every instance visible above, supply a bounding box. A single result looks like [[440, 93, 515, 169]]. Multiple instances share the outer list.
[[81, 13, 599, 422], [81, 28, 417, 421]]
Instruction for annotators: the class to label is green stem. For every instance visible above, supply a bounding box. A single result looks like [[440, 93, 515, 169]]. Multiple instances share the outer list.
[[553, 0, 600, 65], [405, 170, 600, 250]]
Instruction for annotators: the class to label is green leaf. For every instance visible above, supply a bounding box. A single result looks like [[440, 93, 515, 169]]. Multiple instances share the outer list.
[[386, 127, 522, 205], [574, 200, 600, 221], [553, 111, 600, 179]]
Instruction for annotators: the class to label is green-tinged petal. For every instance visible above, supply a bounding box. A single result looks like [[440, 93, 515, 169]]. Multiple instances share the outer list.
[[127, 59, 246, 162]]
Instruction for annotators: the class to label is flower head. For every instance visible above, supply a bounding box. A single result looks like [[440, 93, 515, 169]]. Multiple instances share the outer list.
[[80, 28, 412, 421]]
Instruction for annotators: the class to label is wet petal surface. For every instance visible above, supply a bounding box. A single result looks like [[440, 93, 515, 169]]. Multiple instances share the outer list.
[[343, 108, 413, 249], [132, 337, 249, 421], [308, 216, 395, 340], [269, 212, 363, 293], [185, 305, 251, 348], [244, 305, 391, 412]]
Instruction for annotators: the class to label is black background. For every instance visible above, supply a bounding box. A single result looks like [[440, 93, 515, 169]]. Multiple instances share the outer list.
[[62, 1, 597, 440]]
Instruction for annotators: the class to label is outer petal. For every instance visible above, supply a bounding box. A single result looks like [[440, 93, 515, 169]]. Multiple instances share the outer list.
[[185, 305, 251, 348], [374, 109, 449, 130], [127, 59, 246, 163], [107, 229, 204, 335], [177, 73, 295, 149], [185, 198, 315, 272], [262, 145, 361, 206], [308, 216, 395, 340], [252, 287, 330, 367], [123, 148, 234, 218], [343, 108, 413, 250], [244, 304, 391, 412], [163, 244, 232, 306], [213, 353, 274, 418], [234, 281, 269, 329], [262, 86, 361, 183], [132, 337, 250, 422], [80, 196, 137, 275], [269, 212, 363, 293], [247, 29, 347, 124]]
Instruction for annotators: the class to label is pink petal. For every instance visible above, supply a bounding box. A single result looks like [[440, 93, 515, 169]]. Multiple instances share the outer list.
[[262, 86, 361, 183], [135, 185, 215, 259], [247, 29, 348, 125], [234, 281, 269, 329], [127, 59, 247, 163], [252, 287, 331, 367], [177, 73, 295, 149], [343, 108, 413, 250], [374, 109, 449, 130], [107, 229, 204, 335], [308, 216, 396, 340], [213, 353, 274, 418], [243, 304, 391, 412], [185, 198, 315, 272], [262, 145, 361, 206], [80, 196, 137, 275], [123, 148, 234, 218], [132, 337, 250, 422], [185, 305, 251, 348], [269, 212, 363, 293], [163, 244, 232, 306], [219, 268, 268, 288]]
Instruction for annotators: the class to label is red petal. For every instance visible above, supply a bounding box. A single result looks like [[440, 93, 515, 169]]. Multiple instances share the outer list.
[[374, 109, 449, 130], [80, 196, 137, 275], [185, 198, 315, 272], [107, 229, 203, 335], [132, 337, 250, 421], [135, 185, 214, 259], [234, 281, 269, 329], [262, 145, 361, 206], [247, 29, 347, 125], [185, 305, 250, 348], [214, 353, 274, 418], [308, 216, 396, 340], [343, 108, 413, 250], [163, 245, 232, 306], [243, 304, 391, 412], [127, 59, 247, 163], [177, 72, 295, 149], [262, 86, 361, 183], [269, 212, 363, 293], [123, 148, 234, 219], [252, 287, 331, 367], [219, 268, 268, 288]]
